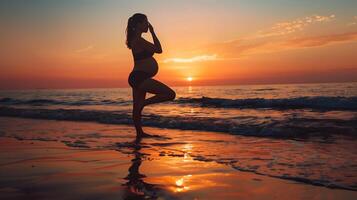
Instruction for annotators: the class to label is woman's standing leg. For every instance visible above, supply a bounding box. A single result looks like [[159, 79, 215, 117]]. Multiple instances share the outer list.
[[132, 78, 175, 138], [132, 87, 146, 136]]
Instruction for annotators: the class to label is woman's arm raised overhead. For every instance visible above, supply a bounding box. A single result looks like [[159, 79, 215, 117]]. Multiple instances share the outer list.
[[138, 23, 162, 53]]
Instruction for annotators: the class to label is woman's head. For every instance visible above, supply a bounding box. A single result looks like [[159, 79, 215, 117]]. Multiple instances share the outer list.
[[126, 13, 148, 49]]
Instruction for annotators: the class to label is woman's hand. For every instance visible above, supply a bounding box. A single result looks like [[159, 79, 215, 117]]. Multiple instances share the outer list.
[[148, 22, 155, 34], [147, 21, 162, 53]]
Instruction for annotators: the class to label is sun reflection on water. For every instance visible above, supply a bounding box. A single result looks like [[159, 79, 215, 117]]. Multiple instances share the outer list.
[[183, 143, 193, 162], [175, 175, 192, 192], [183, 143, 193, 151], [188, 86, 193, 93], [176, 178, 184, 186], [190, 108, 195, 114]]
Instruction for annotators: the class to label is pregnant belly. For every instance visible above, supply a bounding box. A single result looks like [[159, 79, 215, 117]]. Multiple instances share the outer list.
[[133, 57, 158, 77]]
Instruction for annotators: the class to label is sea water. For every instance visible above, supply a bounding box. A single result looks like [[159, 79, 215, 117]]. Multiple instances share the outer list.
[[0, 82, 356, 190]]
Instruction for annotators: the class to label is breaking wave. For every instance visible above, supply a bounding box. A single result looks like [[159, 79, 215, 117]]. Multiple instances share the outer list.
[[0, 97, 129, 106], [1, 107, 355, 138], [176, 96, 357, 110], [1, 96, 357, 111]]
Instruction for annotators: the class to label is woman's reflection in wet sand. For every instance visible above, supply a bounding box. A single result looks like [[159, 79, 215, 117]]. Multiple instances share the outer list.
[[122, 137, 160, 200]]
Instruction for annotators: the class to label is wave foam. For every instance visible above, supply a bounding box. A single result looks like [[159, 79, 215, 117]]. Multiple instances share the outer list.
[[0, 97, 130, 106], [176, 96, 357, 110], [2, 96, 356, 111], [1, 107, 355, 138]]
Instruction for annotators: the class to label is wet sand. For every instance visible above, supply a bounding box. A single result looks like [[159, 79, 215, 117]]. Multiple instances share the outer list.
[[0, 117, 356, 200]]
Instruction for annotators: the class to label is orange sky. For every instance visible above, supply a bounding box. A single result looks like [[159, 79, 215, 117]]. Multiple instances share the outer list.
[[0, 0, 357, 89]]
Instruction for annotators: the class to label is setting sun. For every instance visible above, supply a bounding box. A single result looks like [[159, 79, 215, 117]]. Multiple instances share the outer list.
[[186, 77, 193, 82]]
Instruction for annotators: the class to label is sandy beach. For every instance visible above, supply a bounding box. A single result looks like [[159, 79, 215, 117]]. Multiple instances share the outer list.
[[0, 117, 356, 200]]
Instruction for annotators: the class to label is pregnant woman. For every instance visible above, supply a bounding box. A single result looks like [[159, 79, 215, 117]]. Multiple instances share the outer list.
[[126, 13, 176, 138]]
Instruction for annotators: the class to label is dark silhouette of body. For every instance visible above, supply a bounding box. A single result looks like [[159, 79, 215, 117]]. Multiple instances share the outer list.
[[121, 137, 177, 199], [126, 13, 176, 138], [122, 138, 160, 199]]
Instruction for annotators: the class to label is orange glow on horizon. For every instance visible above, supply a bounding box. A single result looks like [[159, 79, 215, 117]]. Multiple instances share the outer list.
[[0, 1, 356, 89]]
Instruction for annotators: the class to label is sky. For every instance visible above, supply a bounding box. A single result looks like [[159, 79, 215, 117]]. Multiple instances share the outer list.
[[0, 0, 357, 89]]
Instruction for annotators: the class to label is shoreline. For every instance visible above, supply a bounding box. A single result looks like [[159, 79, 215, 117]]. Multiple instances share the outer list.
[[0, 117, 356, 199], [1, 137, 356, 200]]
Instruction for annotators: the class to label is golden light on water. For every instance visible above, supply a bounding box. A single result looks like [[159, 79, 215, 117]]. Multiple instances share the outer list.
[[175, 175, 192, 192], [176, 178, 184, 186], [188, 86, 193, 93], [183, 143, 193, 162]]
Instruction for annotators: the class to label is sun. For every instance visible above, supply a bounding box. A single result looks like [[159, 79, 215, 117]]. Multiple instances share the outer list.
[[186, 77, 193, 82]]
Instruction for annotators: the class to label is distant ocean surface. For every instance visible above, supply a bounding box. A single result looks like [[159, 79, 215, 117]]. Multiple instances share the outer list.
[[1, 82, 357, 190], [0, 82, 356, 138]]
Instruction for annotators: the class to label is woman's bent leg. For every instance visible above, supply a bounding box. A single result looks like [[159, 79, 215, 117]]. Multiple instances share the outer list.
[[138, 78, 176, 107]]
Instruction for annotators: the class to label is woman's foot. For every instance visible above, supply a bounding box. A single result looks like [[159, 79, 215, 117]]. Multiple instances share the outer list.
[[137, 131, 162, 138], [138, 132, 156, 138]]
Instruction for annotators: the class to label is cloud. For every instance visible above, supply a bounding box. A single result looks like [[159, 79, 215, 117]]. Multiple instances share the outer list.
[[162, 14, 357, 63], [194, 32, 357, 60], [75, 45, 94, 53], [257, 14, 335, 38], [347, 16, 357, 26], [283, 31, 357, 48], [161, 54, 218, 63]]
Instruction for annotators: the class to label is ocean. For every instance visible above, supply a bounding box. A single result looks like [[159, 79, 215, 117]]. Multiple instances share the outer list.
[[1, 82, 356, 137], [0, 82, 356, 190]]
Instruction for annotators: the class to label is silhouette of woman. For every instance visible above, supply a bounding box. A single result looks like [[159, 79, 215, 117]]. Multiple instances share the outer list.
[[126, 13, 176, 138]]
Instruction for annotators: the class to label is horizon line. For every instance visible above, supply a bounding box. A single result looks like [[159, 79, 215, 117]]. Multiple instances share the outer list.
[[0, 80, 356, 91]]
